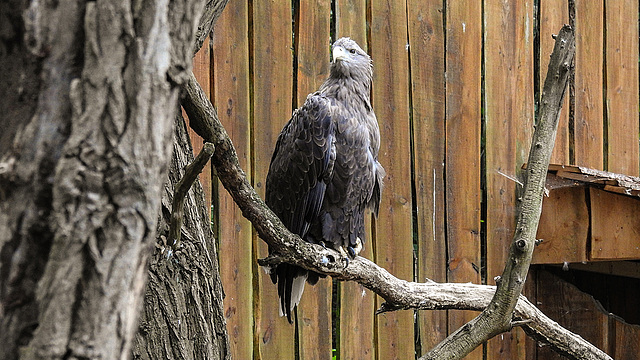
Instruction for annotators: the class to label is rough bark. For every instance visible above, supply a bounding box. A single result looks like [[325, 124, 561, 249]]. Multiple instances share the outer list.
[[0, 0, 206, 359], [420, 24, 576, 360], [0, 1, 76, 358], [132, 118, 229, 360], [131, 1, 230, 358], [181, 25, 608, 359]]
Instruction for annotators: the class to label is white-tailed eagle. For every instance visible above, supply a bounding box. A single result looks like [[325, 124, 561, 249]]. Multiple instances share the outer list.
[[265, 37, 384, 323]]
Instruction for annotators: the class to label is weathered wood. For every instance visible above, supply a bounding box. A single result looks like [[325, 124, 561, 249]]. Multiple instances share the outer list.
[[251, 0, 296, 357], [540, 0, 570, 165], [211, 0, 254, 358], [534, 269, 611, 360], [533, 186, 589, 264], [370, 1, 415, 358], [605, 0, 639, 176], [444, 1, 482, 357], [294, 1, 333, 358], [590, 188, 640, 260], [484, 1, 534, 357], [613, 317, 640, 359], [407, 0, 448, 352], [334, 3, 376, 359], [574, 0, 604, 169], [422, 25, 575, 360], [335, 0, 367, 46]]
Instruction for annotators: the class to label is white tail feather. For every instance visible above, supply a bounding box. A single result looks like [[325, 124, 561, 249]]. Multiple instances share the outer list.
[[278, 273, 307, 318]]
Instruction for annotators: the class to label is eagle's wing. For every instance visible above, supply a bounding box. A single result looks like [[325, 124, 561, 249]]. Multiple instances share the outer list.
[[264, 93, 336, 323], [265, 93, 335, 239]]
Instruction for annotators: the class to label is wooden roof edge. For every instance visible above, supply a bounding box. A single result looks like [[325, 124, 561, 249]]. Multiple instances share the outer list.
[[523, 163, 640, 196]]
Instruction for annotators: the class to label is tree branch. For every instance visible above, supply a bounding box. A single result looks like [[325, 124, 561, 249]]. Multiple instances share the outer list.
[[192, 0, 230, 55], [420, 24, 576, 360], [169, 142, 214, 250], [179, 25, 609, 359]]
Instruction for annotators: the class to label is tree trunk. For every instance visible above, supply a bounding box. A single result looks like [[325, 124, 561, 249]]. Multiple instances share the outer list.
[[0, 0, 215, 359], [132, 115, 230, 360]]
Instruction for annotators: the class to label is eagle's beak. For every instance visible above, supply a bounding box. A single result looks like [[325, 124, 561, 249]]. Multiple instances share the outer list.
[[332, 46, 347, 62]]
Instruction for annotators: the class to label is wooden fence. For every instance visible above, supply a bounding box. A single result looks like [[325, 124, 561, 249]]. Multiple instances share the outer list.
[[186, 0, 640, 359]]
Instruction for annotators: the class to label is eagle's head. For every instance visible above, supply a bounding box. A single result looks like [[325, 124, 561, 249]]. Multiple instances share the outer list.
[[330, 37, 372, 82]]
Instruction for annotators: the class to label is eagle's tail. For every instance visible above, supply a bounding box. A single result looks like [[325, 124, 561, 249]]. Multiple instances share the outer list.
[[272, 264, 307, 323]]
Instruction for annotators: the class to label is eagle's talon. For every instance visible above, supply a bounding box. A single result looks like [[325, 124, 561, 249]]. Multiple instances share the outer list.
[[338, 246, 350, 268], [347, 246, 356, 258], [347, 237, 363, 258]]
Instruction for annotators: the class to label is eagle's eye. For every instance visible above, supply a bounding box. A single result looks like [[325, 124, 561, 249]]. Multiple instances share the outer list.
[[349, 49, 356, 54]]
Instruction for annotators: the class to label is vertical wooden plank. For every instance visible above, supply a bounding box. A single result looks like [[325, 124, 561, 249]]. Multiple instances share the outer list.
[[540, 0, 570, 165], [335, 0, 368, 45], [185, 38, 213, 211], [252, 0, 295, 358], [535, 269, 611, 360], [335, 3, 376, 359], [613, 317, 640, 359], [211, 0, 253, 358], [407, 0, 448, 352], [294, 1, 332, 359], [370, 1, 414, 359], [445, 1, 482, 358], [574, 0, 604, 169], [605, 0, 639, 176], [484, 1, 534, 358]]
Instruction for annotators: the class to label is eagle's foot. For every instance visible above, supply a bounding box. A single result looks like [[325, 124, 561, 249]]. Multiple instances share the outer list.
[[339, 237, 363, 269], [338, 246, 350, 269], [346, 237, 363, 258]]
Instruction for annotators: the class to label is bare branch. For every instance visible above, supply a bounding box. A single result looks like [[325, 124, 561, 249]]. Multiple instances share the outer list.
[[192, 0, 230, 55], [169, 142, 214, 250]]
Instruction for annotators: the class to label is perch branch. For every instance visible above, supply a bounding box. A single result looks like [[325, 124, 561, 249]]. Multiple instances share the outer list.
[[421, 25, 575, 359], [179, 27, 609, 359], [169, 142, 214, 250]]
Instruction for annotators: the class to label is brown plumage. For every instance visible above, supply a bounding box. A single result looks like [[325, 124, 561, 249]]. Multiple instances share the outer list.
[[265, 37, 384, 323]]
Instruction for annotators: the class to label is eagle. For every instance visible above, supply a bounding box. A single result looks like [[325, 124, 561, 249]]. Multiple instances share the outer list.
[[265, 37, 384, 323]]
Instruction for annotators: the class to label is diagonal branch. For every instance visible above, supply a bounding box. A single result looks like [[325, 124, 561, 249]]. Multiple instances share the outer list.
[[179, 25, 609, 358], [421, 24, 576, 359]]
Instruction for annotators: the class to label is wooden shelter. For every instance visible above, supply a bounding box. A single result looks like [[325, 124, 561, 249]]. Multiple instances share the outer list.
[[185, 0, 640, 358]]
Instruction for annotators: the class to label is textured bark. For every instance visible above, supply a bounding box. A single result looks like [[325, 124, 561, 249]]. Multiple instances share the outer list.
[[0, 0, 208, 359], [131, 1, 230, 358], [132, 119, 229, 360]]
